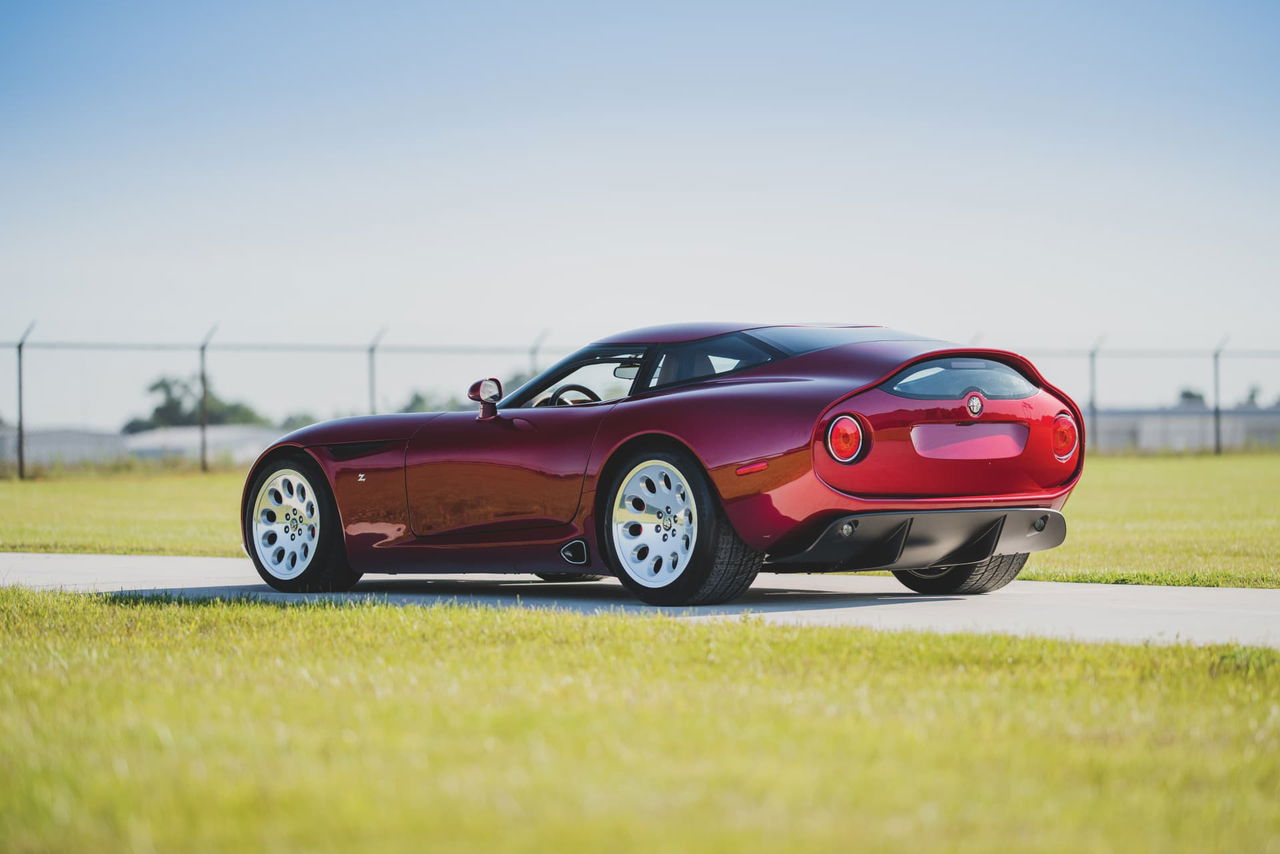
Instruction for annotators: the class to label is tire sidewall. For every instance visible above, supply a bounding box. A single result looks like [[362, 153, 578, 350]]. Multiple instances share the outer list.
[[892, 553, 1026, 595], [890, 565, 977, 594], [534, 573, 604, 583], [600, 448, 722, 606], [243, 451, 351, 592]]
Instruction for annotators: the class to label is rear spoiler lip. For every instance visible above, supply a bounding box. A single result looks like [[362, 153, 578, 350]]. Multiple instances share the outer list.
[[814, 346, 1087, 482]]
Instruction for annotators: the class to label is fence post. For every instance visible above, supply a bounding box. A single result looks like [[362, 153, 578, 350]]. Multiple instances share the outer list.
[[529, 329, 549, 376], [199, 326, 217, 473], [1213, 336, 1228, 455], [1088, 336, 1104, 451], [368, 328, 387, 414], [15, 322, 35, 480]]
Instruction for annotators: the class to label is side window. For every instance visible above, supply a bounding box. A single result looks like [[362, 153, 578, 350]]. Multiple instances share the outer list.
[[647, 334, 773, 389]]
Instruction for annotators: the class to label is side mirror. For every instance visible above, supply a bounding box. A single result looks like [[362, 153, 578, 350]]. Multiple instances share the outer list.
[[467, 377, 502, 420]]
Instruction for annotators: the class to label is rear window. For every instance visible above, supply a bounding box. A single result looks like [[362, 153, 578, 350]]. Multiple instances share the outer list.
[[646, 333, 774, 389], [884, 358, 1037, 400]]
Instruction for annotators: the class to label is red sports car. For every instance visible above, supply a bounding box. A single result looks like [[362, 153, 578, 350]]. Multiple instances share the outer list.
[[242, 323, 1083, 605]]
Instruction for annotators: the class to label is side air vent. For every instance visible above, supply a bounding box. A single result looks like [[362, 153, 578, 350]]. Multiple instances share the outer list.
[[560, 540, 589, 566], [325, 441, 396, 461]]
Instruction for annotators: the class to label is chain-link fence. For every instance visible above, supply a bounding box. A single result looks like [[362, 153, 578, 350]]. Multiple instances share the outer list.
[[3, 325, 1278, 478]]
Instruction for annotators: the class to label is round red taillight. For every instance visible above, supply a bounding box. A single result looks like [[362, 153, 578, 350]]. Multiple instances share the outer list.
[[826, 415, 864, 463], [1051, 413, 1078, 461]]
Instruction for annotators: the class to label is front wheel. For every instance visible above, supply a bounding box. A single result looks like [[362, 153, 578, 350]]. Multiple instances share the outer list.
[[601, 448, 762, 606], [892, 553, 1028, 595], [244, 453, 362, 593]]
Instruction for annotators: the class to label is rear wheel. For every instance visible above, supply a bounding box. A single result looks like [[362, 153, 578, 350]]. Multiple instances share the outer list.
[[601, 448, 762, 606], [244, 453, 362, 593], [892, 553, 1027, 595], [534, 573, 604, 582]]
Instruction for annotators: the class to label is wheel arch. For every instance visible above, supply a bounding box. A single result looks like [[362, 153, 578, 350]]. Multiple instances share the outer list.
[[595, 431, 709, 498]]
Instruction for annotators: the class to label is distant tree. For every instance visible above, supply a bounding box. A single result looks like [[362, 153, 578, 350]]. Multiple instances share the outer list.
[[123, 375, 270, 434], [1238, 386, 1262, 410], [1176, 388, 1207, 410], [397, 390, 469, 413], [503, 369, 536, 390], [279, 412, 319, 431], [397, 391, 431, 413], [395, 367, 535, 415]]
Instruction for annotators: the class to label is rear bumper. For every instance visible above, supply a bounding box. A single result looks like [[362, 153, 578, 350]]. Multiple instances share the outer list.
[[763, 508, 1066, 573]]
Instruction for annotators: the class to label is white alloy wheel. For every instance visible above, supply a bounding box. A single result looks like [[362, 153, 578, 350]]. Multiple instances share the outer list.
[[251, 468, 320, 580], [611, 459, 698, 588]]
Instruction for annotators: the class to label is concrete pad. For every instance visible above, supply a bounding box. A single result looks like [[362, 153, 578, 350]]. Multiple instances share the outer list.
[[2, 552, 1278, 648]]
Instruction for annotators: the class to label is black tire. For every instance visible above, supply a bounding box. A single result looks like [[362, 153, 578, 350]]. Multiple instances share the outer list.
[[600, 447, 762, 606], [892, 553, 1028, 595], [242, 452, 362, 593], [534, 573, 604, 582]]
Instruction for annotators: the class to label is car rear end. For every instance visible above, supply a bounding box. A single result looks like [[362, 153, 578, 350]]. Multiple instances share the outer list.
[[765, 349, 1082, 575], [814, 351, 1081, 498]]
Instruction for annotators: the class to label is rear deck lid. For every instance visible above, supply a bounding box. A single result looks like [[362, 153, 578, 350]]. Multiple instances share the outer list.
[[813, 354, 1081, 498]]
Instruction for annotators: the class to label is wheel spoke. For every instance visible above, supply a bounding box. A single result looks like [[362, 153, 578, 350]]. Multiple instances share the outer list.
[[611, 460, 698, 589], [252, 468, 321, 581]]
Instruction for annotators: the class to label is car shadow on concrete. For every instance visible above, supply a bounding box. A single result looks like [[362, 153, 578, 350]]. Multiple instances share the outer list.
[[104, 575, 956, 617]]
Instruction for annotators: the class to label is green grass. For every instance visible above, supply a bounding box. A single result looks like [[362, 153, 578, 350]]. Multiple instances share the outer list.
[[1, 588, 1277, 854], [1022, 454, 1280, 587], [0, 455, 1276, 587], [0, 471, 245, 556]]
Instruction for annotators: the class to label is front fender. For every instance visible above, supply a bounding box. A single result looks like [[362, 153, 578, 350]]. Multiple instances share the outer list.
[[240, 412, 441, 566]]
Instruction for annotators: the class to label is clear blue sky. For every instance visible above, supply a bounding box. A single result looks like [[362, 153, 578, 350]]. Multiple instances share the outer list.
[[2, 1, 1278, 427]]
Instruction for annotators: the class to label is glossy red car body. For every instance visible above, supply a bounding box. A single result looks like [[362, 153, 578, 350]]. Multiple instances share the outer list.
[[241, 323, 1084, 578]]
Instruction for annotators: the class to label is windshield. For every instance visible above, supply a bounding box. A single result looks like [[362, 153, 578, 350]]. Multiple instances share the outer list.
[[503, 347, 646, 408]]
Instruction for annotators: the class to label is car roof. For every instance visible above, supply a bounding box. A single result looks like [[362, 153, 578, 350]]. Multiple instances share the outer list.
[[591, 322, 880, 346]]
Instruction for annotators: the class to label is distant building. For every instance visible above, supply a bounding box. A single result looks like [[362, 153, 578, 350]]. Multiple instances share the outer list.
[[123, 425, 283, 464], [0, 427, 126, 466], [1090, 408, 1280, 452], [0, 424, 282, 467], [3, 410, 1278, 467]]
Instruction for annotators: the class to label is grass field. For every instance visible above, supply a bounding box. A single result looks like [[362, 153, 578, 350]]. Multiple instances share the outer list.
[[1, 588, 1277, 853], [0, 454, 1276, 587], [0, 470, 245, 557], [1023, 454, 1279, 587]]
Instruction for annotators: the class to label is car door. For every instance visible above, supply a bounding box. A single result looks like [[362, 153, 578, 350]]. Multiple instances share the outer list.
[[403, 404, 617, 537]]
